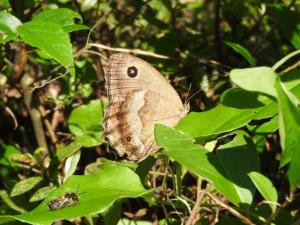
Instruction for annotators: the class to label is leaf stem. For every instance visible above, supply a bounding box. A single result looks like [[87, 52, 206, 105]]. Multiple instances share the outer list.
[[272, 49, 300, 72]]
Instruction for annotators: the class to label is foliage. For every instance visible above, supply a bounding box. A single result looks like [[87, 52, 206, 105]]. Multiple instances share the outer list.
[[1, 1, 300, 225]]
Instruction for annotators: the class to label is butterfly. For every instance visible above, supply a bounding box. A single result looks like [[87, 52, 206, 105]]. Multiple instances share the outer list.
[[102, 53, 188, 162]]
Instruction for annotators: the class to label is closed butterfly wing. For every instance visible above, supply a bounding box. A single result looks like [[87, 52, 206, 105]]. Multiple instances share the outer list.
[[103, 53, 187, 162]]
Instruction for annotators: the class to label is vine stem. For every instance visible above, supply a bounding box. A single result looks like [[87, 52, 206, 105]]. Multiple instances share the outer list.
[[272, 49, 300, 72]]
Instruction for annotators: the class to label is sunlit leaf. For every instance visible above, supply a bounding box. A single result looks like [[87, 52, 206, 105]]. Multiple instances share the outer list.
[[156, 124, 259, 206], [17, 21, 73, 67], [248, 171, 278, 212]]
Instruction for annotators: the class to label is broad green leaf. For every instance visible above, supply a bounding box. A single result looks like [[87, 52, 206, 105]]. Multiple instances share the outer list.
[[230, 67, 277, 97], [0, 11, 21, 43], [30, 186, 57, 202], [248, 171, 278, 212], [32, 8, 83, 33], [10, 162, 150, 225], [225, 41, 256, 66], [217, 131, 260, 205], [68, 100, 105, 147], [177, 82, 300, 140], [177, 105, 259, 140], [275, 77, 300, 188], [156, 124, 259, 207], [221, 88, 265, 108], [17, 21, 73, 67], [11, 176, 43, 197], [0, 190, 26, 213]]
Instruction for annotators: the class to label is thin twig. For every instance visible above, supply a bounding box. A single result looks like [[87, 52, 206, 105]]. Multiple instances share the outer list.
[[88, 43, 169, 59], [206, 192, 255, 225], [280, 60, 300, 74], [38, 105, 58, 145], [185, 182, 205, 225]]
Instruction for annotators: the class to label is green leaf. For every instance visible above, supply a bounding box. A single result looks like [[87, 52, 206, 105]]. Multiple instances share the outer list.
[[0, 215, 16, 224], [0, 11, 22, 43], [275, 77, 300, 189], [221, 88, 265, 108], [248, 172, 278, 212], [176, 81, 300, 141], [230, 67, 277, 97], [176, 105, 259, 141], [63, 24, 89, 33], [32, 8, 84, 33], [155, 124, 259, 207], [30, 186, 57, 202], [17, 21, 73, 67], [253, 116, 278, 134], [0, 190, 26, 213], [63, 151, 81, 182], [225, 41, 256, 66], [11, 176, 43, 197], [0, 144, 21, 167], [68, 100, 105, 147], [57, 141, 82, 161], [10, 162, 150, 225]]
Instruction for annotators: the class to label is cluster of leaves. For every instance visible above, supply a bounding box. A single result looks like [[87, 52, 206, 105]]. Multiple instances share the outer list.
[[1, 0, 300, 225]]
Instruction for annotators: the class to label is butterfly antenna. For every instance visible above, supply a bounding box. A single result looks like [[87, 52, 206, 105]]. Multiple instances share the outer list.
[[185, 89, 203, 105], [184, 83, 192, 105]]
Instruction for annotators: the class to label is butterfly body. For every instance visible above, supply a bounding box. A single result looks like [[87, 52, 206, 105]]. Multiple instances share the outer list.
[[103, 53, 188, 162]]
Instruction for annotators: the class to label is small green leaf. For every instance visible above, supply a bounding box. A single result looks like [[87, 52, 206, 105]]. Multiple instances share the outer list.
[[63, 151, 81, 182], [0, 11, 21, 43], [30, 186, 57, 202], [275, 77, 300, 188], [17, 21, 73, 67], [57, 141, 82, 161], [68, 100, 105, 147], [230, 67, 277, 97], [248, 171, 278, 212], [11, 176, 43, 197], [225, 41, 256, 66]]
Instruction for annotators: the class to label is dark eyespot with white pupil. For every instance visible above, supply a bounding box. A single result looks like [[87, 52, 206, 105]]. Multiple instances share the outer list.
[[127, 66, 138, 78]]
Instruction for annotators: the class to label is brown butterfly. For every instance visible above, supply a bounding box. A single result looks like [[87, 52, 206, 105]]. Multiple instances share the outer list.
[[103, 53, 188, 162]]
